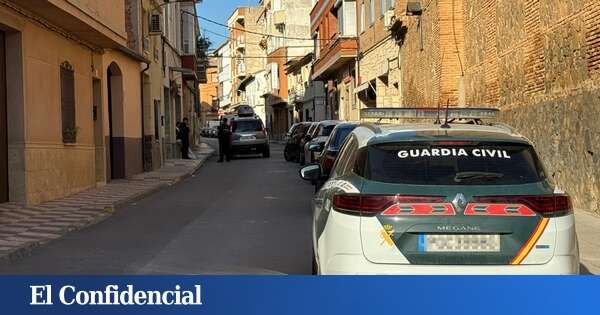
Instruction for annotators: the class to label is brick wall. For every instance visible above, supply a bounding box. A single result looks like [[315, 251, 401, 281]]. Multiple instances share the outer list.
[[463, 0, 600, 214], [397, 0, 465, 107]]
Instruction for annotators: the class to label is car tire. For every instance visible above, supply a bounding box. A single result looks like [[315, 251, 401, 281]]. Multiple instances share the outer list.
[[284, 146, 292, 161], [262, 146, 270, 158]]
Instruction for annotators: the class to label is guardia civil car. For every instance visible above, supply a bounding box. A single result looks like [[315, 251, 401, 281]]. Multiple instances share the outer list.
[[300, 108, 579, 275]]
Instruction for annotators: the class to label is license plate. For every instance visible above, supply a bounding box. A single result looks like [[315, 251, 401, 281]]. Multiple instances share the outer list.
[[241, 135, 256, 141], [418, 234, 500, 252]]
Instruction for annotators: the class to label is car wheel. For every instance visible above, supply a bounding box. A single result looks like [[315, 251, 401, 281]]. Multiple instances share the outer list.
[[262, 146, 270, 158], [284, 146, 292, 161]]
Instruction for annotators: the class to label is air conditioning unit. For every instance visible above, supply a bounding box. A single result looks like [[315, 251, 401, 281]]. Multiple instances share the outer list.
[[384, 10, 396, 29], [149, 13, 163, 35]]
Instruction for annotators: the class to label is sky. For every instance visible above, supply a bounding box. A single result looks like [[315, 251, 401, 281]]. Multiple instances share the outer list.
[[196, 0, 260, 50]]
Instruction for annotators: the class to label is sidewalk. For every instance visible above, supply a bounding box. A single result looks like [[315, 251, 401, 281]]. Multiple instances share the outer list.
[[0, 143, 215, 262], [575, 210, 600, 274]]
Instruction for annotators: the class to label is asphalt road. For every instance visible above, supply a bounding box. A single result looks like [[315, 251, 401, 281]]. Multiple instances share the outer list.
[[0, 140, 315, 274]]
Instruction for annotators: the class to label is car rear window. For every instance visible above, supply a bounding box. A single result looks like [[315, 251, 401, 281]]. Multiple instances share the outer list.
[[319, 125, 336, 137], [363, 142, 547, 185], [233, 120, 263, 132]]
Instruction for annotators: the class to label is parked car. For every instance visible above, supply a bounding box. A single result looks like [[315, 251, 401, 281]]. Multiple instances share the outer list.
[[302, 120, 341, 165], [230, 116, 270, 158], [315, 122, 359, 178], [284, 122, 311, 162], [201, 127, 210, 137], [298, 122, 319, 164], [300, 108, 579, 275], [209, 127, 218, 138]]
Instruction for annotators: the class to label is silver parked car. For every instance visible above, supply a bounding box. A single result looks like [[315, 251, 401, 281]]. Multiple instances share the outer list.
[[229, 116, 270, 158]]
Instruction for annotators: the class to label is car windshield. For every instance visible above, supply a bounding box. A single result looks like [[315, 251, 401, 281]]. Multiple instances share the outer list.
[[328, 127, 355, 150], [363, 142, 546, 185], [319, 125, 336, 137], [233, 120, 262, 132]]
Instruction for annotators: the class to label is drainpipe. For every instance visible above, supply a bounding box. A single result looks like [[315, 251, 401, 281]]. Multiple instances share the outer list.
[[141, 61, 150, 172]]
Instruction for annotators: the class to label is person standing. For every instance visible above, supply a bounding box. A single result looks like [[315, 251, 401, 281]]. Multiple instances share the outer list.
[[179, 118, 190, 159], [217, 118, 231, 162]]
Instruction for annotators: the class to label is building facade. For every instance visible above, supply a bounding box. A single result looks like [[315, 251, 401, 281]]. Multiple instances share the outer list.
[[228, 7, 264, 109], [355, 0, 401, 121], [285, 53, 326, 122], [0, 0, 148, 205], [215, 41, 232, 112], [310, 0, 358, 121], [260, 0, 313, 139], [199, 56, 219, 125]]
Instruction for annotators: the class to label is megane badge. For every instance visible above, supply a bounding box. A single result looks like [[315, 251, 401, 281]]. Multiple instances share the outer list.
[[452, 193, 467, 212]]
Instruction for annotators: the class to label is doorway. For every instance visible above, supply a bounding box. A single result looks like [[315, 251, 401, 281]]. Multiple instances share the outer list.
[[107, 62, 125, 180], [0, 31, 7, 202]]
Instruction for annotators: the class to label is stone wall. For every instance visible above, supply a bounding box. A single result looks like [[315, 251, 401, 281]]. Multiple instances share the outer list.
[[359, 38, 402, 110], [463, 0, 600, 214]]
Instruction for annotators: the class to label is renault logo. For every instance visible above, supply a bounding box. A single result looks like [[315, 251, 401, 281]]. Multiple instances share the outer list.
[[452, 193, 467, 212]]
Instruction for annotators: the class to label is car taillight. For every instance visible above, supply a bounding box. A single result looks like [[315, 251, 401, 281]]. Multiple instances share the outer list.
[[332, 194, 447, 216], [473, 194, 572, 217]]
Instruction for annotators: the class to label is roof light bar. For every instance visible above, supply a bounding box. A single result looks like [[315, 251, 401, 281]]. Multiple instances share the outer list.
[[360, 107, 499, 120]]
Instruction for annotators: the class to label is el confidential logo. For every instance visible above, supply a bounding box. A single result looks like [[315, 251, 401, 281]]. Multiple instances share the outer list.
[[30, 284, 203, 306]]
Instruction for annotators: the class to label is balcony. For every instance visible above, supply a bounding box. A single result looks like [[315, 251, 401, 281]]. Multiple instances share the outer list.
[[311, 37, 357, 80], [182, 55, 198, 82], [236, 36, 245, 51], [273, 10, 286, 26], [236, 62, 247, 78], [288, 87, 306, 104]]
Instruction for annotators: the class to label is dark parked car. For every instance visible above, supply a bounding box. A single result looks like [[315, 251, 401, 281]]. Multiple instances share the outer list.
[[301, 120, 341, 165], [284, 122, 311, 162], [316, 122, 359, 177], [298, 122, 319, 164]]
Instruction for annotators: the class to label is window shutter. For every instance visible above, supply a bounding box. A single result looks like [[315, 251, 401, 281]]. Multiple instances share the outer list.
[[60, 62, 76, 143]]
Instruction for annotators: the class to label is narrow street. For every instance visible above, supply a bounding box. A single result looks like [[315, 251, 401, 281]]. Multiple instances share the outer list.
[[0, 141, 314, 274]]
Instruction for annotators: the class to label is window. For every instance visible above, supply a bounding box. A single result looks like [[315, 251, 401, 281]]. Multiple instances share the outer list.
[[313, 33, 319, 59], [380, 0, 385, 17], [369, 0, 375, 25], [331, 136, 358, 178], [319, 124, 336, 137], [60, 61, 76, 143], [232, 120, 263, 132], [387, 0, 395, 9], [364, 142, 547, 185]]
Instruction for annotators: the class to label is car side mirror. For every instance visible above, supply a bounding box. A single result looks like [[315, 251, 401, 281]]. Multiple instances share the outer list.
[[308, 143, 322, 152], [299, 164, 321, 181]]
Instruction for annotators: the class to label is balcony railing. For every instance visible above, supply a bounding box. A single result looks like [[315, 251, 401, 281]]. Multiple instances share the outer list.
[[288, 86, 306, 103]]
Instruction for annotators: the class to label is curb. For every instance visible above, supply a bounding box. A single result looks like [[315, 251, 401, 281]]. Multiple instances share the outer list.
[[0, 149, 215, 263]]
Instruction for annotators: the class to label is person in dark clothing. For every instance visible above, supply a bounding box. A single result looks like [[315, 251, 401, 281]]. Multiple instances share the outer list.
[[217, 118, 231, 162], [179, 118, 190, 159]]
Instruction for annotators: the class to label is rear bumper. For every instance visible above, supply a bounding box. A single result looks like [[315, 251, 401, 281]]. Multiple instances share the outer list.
[[321, 254, 580, 275]]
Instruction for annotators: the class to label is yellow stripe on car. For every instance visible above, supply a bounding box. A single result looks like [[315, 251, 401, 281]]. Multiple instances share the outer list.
[[511, 218, 549, 265]]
